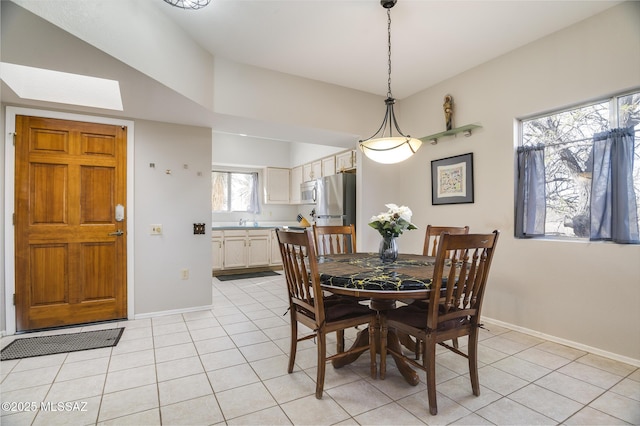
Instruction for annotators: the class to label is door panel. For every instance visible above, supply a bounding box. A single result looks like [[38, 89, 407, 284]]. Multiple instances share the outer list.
[[30, 244, 68, 305], [15, 116, 127, 331], [81, 166, 115, 223], [31, 163, 67, 224]]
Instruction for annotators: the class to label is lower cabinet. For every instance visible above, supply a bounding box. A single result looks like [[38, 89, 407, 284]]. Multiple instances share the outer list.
[[213, 229, 282, 272], [212, 231, 223, 271], [270, 229, 282, 266], [247, 231, 270, 267], [223, 231, 249, 269]]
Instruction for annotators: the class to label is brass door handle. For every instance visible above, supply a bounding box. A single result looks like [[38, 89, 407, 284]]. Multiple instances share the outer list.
[[109, 229, 124, 236]]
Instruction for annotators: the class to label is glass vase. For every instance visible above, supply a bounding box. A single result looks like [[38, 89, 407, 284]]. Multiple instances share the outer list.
[[379, 236, 398, 263]]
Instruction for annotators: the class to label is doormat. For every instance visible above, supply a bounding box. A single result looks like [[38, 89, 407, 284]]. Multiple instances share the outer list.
[[216, 271, 281, 281], [1, 328, 124, 361]]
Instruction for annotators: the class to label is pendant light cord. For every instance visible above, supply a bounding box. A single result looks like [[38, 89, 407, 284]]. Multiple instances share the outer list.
[[387, 9, 393, 99]]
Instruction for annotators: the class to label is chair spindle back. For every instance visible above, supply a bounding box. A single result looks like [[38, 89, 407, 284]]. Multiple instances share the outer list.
[[428, 231, 499, 331], [313, 224, 357, 256], [276, 229, 325, 323], [423, 225, 470, 257]]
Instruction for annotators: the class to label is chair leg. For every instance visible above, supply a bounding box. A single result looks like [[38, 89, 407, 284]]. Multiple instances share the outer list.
[[315, 331, 327, 399], [336, 329, 345, 353], [288, 312, 297, 374], [368, 322, 377, 379], [453, 338, 459, 349], [423, 337, 438, 415], [468, 329, 480, 396]]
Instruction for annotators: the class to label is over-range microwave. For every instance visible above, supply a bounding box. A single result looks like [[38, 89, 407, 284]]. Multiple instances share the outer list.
[[300, 180, 317, 204]]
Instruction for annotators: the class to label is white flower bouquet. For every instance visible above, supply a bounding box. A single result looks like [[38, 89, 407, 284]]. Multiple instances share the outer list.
[[369, 204, 418, 239]]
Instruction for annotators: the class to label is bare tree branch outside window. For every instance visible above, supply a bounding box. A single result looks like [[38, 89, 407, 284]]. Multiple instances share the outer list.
[[521, 91, 640, 238], [212, 171, 256, 212]]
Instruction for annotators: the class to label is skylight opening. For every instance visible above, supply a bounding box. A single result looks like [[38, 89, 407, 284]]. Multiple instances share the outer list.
[[1, 62, 123, 111]]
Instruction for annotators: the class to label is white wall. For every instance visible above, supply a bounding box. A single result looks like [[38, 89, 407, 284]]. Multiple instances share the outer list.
[[213, 57, 379, 140], [134, 120, 213, 315], [359, 1, 640, 362]]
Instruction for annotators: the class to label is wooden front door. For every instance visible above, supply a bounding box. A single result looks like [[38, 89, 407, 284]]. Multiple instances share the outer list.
[[14, 116, 127, 331]]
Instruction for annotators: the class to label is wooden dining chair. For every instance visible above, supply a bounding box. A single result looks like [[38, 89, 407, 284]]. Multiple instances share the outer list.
[[313, 224, 357, 256], [382, 230, 500, 415], [312, 224, 361, 351], [417, 225, 470, 353], [422, 225, 470, 257], [275, 228, 377, 399]]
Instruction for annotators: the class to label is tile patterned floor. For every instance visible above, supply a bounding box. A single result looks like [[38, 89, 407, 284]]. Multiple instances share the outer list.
[[1, 273, 639, 425]]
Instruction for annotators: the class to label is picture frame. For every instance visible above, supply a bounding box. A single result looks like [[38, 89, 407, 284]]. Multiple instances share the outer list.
[[431, 153, 474, 205]]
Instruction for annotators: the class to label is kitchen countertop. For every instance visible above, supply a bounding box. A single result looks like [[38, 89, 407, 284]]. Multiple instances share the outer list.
[[212, 226, 276, 230], [212, 222, 307, 231]]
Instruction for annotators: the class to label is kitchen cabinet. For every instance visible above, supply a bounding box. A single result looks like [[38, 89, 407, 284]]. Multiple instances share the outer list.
[[212, 229, 275, 270], [336, 150, 356, 172], [289, 165, 302, 204], [321, 156, 336, 177], [270, 229, 282, 266], [312, 160, 322, 180], [247, 231, 270, 267], [303, 160, 322, 182], [264, 167, 290, 204], [222, 230, 248, 269], [212, 231, 223, 271]]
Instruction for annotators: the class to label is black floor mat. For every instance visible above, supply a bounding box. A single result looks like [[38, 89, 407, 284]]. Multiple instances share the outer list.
[[1, 328, 124, 361]]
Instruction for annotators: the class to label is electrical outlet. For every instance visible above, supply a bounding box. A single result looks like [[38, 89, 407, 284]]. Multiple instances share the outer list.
[[150, 224, 163, 235], [180, 269, 189, 280]]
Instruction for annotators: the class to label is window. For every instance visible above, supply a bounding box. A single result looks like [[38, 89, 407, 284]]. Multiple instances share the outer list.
[[212, 171, 260, 213], [518, 90, 640, 240]]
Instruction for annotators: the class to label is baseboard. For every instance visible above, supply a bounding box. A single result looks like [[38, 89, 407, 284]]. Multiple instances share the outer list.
[[134, 304, 215, 320], [483, 316, 640, 368]]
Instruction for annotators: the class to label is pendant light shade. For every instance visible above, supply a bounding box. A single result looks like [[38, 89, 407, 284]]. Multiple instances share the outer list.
[[360, 137, 422, 164], [359, 0, 421, 164], [163, 0, 210, 10]]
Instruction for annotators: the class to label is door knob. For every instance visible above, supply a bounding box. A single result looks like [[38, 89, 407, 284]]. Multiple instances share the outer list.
[[109, 229, 124, 236]]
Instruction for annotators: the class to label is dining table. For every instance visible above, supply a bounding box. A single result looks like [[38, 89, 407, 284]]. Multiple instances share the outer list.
[[317, 252, 443, 385]]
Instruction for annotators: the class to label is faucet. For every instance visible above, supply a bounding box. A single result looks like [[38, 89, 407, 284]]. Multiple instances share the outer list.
[[239, 218, 246, 226]]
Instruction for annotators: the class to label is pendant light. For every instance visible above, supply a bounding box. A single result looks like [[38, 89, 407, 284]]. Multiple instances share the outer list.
[[163, 0, 211, 10], [359, 0, 422, 164]]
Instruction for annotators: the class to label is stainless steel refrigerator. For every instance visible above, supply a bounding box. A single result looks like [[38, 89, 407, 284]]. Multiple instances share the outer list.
[[314, 174, 356, 227]]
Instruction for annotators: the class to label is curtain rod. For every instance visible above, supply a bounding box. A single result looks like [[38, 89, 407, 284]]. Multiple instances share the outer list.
[[523, 128, 639, 149]]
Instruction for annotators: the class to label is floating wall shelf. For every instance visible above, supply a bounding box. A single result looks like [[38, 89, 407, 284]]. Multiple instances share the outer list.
[[420, 124, 482, 145]]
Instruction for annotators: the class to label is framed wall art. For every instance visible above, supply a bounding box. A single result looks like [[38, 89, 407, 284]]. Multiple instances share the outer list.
[[431, 153, 474, 205]]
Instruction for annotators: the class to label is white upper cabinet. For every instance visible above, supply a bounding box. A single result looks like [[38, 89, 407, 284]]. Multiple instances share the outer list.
[[321, 156, 336, 177], [264, 167, 290, 204], [336, 150, 356, 172], [279, 149, 356, 205], [289, 165, 302, 204], [302, 160, 322, 182]]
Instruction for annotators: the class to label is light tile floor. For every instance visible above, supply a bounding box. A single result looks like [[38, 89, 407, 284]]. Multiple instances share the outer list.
[[1, 273, 639, 425]]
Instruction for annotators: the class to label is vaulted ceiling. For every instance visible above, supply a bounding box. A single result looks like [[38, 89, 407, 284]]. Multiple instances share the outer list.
[[1, 0, 623, 146], [154, 0, 621, 99]]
